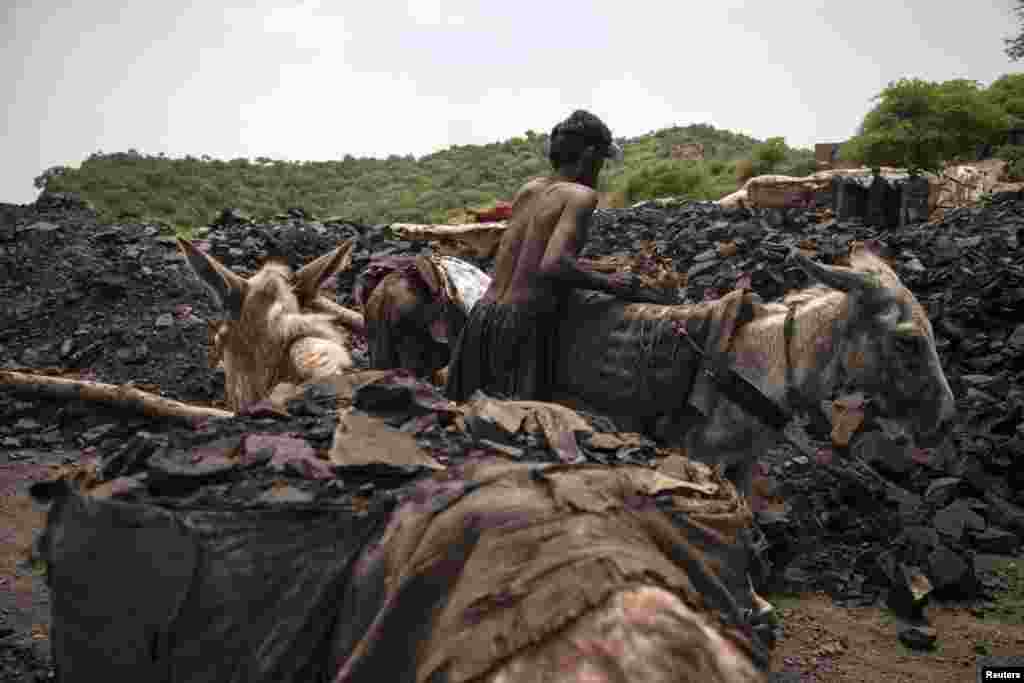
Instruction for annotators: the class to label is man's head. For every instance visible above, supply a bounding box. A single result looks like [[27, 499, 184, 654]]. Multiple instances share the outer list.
[[548, 110, 623, 188]]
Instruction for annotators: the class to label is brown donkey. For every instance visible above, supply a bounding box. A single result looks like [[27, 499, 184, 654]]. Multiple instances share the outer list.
[[177, 238, 357, 412]]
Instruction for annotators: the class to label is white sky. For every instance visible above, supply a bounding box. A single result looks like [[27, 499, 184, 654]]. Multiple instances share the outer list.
[[1, 0, 1020, 203]]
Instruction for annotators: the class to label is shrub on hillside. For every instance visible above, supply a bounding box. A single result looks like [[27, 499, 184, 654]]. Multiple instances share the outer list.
[[781, 158, 819, 178], [997, 144, 1024, 180], [752, 137, 788, 174], [35, 124, 811, 229], [624, 161, 717, 203]]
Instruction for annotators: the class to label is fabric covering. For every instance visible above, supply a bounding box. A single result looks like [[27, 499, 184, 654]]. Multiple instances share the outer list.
[[445, 300, 561, 403], [438, 255, 490, 314], [354, 254, 490, 316], [36, 457, 767, 683], [331, 458, 766, 682], [354, 256, 428, 310], [361, 254, 491, 375], [35, 480, 387, 683]]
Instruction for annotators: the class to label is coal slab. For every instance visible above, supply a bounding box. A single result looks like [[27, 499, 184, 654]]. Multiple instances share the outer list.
[[897, 625, 938, 651]]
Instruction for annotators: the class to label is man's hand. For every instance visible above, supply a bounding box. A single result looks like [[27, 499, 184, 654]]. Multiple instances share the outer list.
[[607, 271, 643, 292], [608, 272, 676, 304]]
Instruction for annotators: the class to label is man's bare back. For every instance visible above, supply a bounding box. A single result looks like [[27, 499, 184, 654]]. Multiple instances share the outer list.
[[445, 110, 669, 403], [487, 178, 583, 310], [487, 177, 668, 313]]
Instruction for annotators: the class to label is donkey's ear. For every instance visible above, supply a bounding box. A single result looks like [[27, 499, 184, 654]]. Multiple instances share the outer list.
[[790, 249, 877, 294], [177, 239, 247, 318], [294, 239, 355, 304]]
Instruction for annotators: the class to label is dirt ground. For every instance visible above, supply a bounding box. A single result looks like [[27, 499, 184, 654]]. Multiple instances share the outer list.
[[0, 462, 59, 681], [2, 466, 1021, 682], [767, 591, 1024, 682]]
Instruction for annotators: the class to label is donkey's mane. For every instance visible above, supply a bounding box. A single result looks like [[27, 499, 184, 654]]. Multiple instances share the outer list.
[[781, 283, 834, 307]]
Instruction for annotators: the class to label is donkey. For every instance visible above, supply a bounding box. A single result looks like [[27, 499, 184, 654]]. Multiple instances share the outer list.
[[177, 238, 357, 412], [359, 254, 491, 381], [554, 243, 956, 622], [555, 242, 957, 499]]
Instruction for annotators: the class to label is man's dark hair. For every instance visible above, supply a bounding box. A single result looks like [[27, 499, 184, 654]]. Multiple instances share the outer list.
[[549, 110, 613, 167]]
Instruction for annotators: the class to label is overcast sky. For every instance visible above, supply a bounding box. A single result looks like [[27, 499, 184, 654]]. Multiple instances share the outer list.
[[1, 0, 1019, 204]]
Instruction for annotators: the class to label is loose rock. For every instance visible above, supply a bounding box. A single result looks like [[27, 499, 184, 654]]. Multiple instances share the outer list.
[[898, 625, 938, 651]]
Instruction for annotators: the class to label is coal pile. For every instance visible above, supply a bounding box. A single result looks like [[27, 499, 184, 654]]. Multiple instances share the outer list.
[[2, 202, 224, 404], [16, 372, 675, 512], [2, 189, 1023, 665], [0, 640, 50, 683], [0, 204, 393, 407]]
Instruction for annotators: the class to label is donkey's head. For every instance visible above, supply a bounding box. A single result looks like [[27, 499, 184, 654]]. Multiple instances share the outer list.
[[178, 238, 355, 411], [790, 242, 956, 447]]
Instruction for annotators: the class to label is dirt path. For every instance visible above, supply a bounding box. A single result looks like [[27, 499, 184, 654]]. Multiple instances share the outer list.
[[0, 462, 54, 634], [769, 591, 1024, 682], [0, 461, 58, 681]]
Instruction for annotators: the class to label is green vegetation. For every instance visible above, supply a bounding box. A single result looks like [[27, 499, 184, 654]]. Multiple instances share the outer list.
[[998, 144, 1024, 180], [621, 160, 728, 204], [752, 136, 788, 174], [762, 592, 804, 612], [987, 73, 1024, 126], [33, 124, 813, 230], [985, 557, 1024, 625], [840, 77, 1011, 175], [607, 125, 814, 204]]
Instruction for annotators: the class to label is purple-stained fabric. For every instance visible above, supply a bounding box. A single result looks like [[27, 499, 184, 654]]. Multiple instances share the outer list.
[[353, 257, 425, 309]]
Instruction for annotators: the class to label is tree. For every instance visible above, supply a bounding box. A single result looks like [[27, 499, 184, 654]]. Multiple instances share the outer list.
[[1007, 1, 1024, 61], [987, 73, 1024, 125], [752, 136, 787, 174], [841, 78, 1008, 175], [33, 165, 70, 190]]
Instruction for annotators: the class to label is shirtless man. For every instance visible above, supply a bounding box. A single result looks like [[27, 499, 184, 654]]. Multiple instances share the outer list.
[[446, 110, 671, 403]]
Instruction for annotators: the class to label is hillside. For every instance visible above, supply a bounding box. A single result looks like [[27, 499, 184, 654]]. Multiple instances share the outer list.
[[34, 123, 815, 230]]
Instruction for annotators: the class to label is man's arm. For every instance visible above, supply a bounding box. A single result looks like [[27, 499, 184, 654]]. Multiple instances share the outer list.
[[538, 189, 668, 302]]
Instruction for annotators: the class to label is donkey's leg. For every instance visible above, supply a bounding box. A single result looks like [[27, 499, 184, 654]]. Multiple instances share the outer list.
[[731, 458, 755, 501], [741, 434, 780, 622], [684, 422, 777, 625], [716, 447, 778, 627]]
